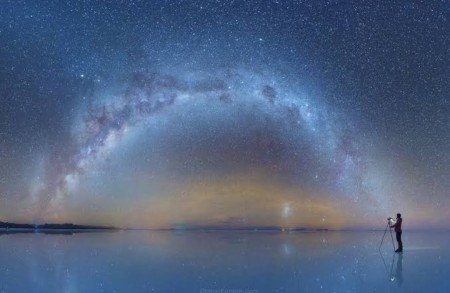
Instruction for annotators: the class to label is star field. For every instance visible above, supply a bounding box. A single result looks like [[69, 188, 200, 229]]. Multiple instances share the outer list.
[[0, 0, 448, 229]]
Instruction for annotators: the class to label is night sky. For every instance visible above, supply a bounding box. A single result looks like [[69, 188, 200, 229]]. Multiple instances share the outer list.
[[0, 0, 448, 229]]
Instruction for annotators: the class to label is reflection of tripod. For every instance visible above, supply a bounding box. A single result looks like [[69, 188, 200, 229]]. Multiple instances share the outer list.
[[379, 251, 403, 286], [379, 220, 395, 251]]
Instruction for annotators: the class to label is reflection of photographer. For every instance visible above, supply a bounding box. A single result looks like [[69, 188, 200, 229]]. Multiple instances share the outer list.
[[388, 213, 403, 252], [395, 253, 403, 286]]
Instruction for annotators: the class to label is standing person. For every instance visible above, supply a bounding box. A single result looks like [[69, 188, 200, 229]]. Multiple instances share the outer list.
[[389, 213, 403, 252]]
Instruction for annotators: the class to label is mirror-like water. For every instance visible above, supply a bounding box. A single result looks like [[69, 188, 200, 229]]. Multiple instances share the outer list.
[[0, 231, 448, 293]]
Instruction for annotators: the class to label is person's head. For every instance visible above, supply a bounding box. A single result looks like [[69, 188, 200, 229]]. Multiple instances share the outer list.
[[397, 213, 401, 218]]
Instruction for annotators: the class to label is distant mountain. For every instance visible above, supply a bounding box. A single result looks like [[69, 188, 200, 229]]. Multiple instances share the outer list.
[[0, 221, 115, 230]]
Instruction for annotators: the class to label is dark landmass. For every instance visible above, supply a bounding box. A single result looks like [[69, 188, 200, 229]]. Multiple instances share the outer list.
[[0, 221, 116, 231], [0, 229, 115, 236]]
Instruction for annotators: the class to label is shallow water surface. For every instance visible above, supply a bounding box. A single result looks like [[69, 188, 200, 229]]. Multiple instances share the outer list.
[[0, 231, 449, 293]]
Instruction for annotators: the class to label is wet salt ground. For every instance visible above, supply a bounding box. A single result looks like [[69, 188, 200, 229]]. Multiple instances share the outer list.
[[0, 230, 449, 293]]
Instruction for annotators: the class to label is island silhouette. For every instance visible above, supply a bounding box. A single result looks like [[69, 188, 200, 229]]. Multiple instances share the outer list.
[[0, 221, 115, 231]]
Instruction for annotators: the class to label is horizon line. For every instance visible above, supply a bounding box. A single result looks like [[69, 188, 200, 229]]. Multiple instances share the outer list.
[[1, 220, 449, 232]]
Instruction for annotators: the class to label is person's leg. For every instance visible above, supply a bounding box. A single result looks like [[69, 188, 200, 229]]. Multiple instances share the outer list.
[[396, 232, 403, 251]]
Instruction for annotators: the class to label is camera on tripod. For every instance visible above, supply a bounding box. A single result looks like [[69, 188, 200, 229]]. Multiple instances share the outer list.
[[387, 217, 395, 224]]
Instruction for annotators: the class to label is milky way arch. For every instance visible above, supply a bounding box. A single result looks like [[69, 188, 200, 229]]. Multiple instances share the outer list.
[[32, 67, 372, 220]]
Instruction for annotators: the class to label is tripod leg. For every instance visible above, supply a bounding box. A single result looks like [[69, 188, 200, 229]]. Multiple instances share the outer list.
[[379, 222, 389, 250], [389, 226, 395, 251]]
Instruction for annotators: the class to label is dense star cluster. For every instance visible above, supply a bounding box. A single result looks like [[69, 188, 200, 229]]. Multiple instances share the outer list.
[[0, 1, 448, 229]]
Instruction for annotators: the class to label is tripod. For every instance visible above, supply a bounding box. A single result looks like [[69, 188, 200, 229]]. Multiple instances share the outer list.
[[379, 220, 395, 251]]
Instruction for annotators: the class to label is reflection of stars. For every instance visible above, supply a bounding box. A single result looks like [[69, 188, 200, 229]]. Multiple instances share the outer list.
[[281, 243, 292, 256]]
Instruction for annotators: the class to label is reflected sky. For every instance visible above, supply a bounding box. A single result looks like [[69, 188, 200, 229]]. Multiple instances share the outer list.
[[0, 231, 449, 293]]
